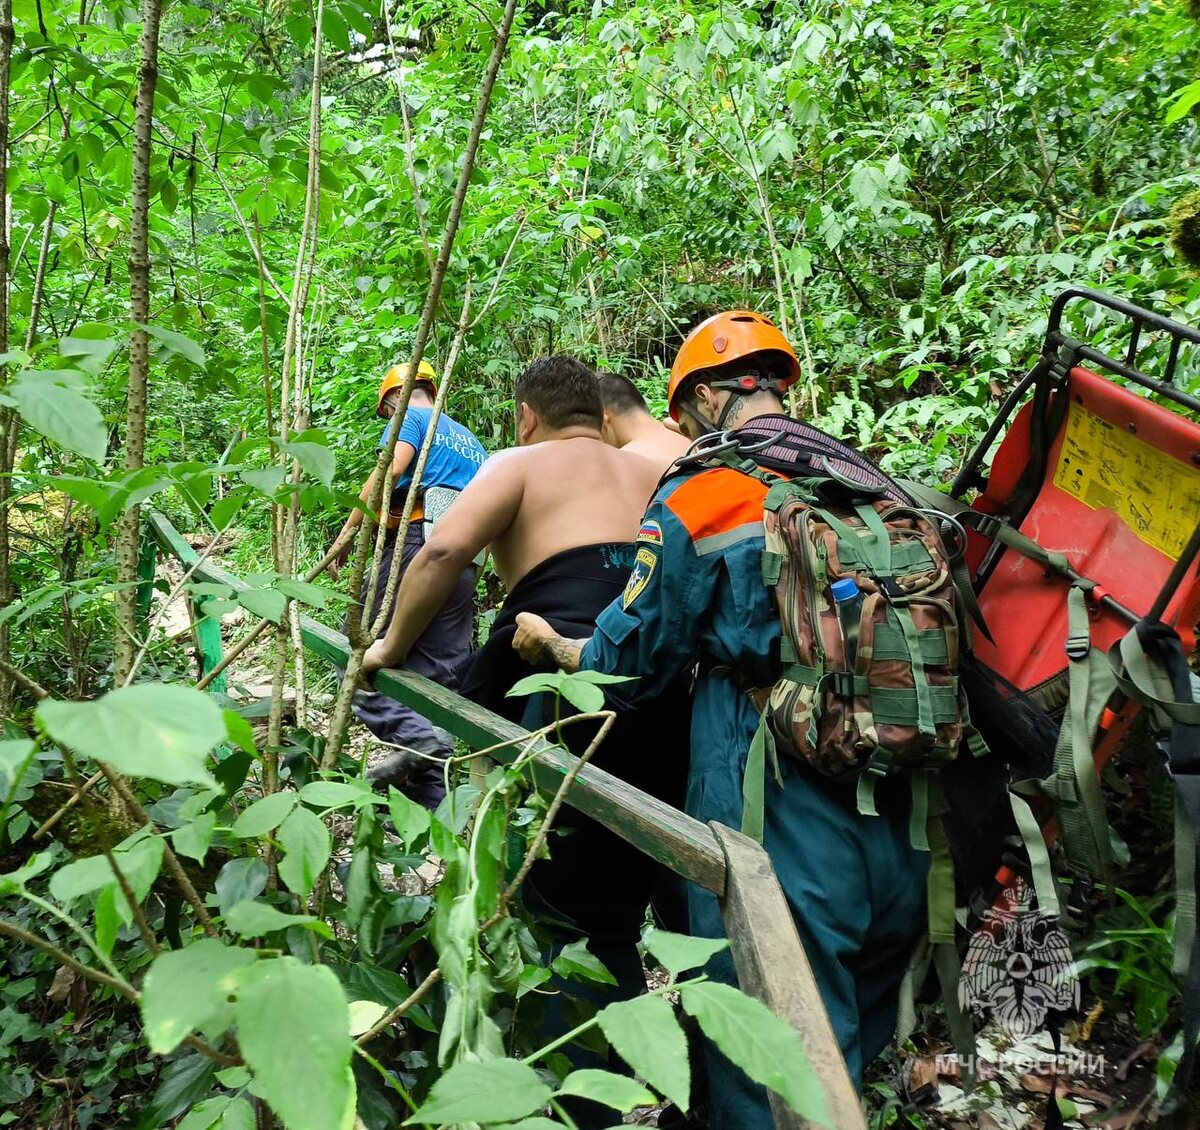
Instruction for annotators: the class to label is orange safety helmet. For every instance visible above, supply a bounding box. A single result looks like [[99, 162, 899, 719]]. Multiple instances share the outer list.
[[376, 359, 438, 418], [667, 310, 801, 421]]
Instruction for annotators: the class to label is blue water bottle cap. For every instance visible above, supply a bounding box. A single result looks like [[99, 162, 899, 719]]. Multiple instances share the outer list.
[[830, 578, 860, 603]]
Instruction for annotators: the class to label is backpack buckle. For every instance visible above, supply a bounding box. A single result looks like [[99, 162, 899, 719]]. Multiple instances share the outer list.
[[877, 575, 906, 601], [1065, 634, 1090, 661]]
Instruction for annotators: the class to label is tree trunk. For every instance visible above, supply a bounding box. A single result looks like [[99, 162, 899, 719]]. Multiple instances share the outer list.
[[114, 0, 165, 686]]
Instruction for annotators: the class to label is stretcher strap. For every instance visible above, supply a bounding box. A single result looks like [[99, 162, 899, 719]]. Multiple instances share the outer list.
[[740, 710, 780, 843], [1045, 585, 1114, 882], [1008, 789, 1061, 917], [1176, 792, 1198, 981]]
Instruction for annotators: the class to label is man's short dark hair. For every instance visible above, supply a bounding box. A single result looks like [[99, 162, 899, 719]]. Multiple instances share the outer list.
[[595, 371, 648, 416], [515, 355, 603, 430]]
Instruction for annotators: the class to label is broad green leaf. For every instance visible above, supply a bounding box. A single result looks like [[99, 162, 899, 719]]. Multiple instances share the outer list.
[[558, 1068, 656, 1111], [231, 791, 297, 837], [388, 786, 432, 846], [37, 684, 223, 788], [240, 466, 286, 497], [224, 899, 333, 939], [140, 938, 257, 1054], [224, 710, 258, 756], [1166, 80, 1200, 126], [50, 831, 164, 918], [0, 738, 36, 786], [177, 1096, 255, 1130], [299, 779, 375, 808], [558, 678, 605, 714], [238, 586, 286, 624], [214, 857, 268, 917], [275, 578, 330, 608], [10, 372, 107, 461], [277, 805, 331, 896], [598, 993, 690, 1110], [404, 1058, 551, 1126], [680, 981, 828, 1124], [281, 441, 335, 487], [643, 927, 729, 975], [136, 322, 207, 368], [172, 810, 217, 862], [0, 850, 53, 895], [347, 999, 386, 1036], [552, 938, 617, 985], [235, 957, 356, 1130]]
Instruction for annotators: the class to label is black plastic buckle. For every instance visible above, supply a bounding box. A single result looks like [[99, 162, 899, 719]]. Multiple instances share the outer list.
[[822, 671, 856, 698], [1065, 635, 1090, 662], [970, 512, 1003, 540], [877, 575, 906, 601]]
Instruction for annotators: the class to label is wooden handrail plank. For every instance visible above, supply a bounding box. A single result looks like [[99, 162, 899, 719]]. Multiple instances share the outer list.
[[144, 512, 726, 893], [711, 822, 866, 1130]]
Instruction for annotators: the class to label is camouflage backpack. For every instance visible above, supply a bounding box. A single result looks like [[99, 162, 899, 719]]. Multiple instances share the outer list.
[[731, 466, 985, 841]]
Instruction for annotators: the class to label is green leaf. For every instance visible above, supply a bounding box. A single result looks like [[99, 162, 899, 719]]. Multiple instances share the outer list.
[[275, 578, 330, 608], [299, 779, 375, 808], [388, 786, 432, 846], [557, 1069, 656, 1111], [50, 831, 164, 917], [281, 440, 335, 487], [680, 981, 827, 1124], [177, 1096, 255, 1130], [235, 957, 356, 1130], [404, 1058, 552, 1125], [552, 938, 617, 985], [37, 684, 223, 788], [215, 857, 268, 917], [1166, 80, 1200, 126], [224, 710, 258, 757], [0, 738, 36, 785], [238, 586, 286, 624], [136, 322, 207, 368], [277, 805, 332, 896], [347, 999, 386, 1037], [241, 466, 286, 497], [643, 927, 729, 975], [598, 993, 690, 1110], [558, 678, 605, 714], [10, 372, 107, 461], [224, 899, 333, 939], [140, 938, 257, 1054], [231, 791, 297, 837], [172, 810, 217, 862]]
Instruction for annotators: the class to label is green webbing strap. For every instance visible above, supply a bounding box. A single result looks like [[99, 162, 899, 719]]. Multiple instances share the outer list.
[[1009, 789, 1061, 917], [933, 942, 976, 1086], [856, 768, 881, 817], [1048, 585, 1115, 882], [1176, 792, 1198, 980], [854, 502, 895, 576], [891, 604, 937, 736], [1108, 633, 1200, 727], [926, 812, 956, 943], [895, 938, 931, 1044], [740, 711, 780, 843], [909, 770, 931, 852]]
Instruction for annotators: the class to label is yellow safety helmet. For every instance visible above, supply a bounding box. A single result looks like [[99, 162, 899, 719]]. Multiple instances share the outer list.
[[376, 359, 438, 418]]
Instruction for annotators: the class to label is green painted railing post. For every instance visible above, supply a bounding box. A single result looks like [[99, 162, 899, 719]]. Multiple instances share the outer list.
[[192, 597, 227, 694], [136, 527, 157, 627]]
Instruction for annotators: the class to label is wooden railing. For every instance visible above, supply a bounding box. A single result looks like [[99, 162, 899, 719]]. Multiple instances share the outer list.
[[142, 510, 865, 1130]]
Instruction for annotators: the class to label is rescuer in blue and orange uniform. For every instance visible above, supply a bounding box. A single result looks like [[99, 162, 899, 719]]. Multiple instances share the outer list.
[[513, 312, 929, 1128]]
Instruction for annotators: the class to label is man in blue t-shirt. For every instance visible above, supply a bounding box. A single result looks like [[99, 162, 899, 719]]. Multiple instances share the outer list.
[[329, 360, 488, 805]]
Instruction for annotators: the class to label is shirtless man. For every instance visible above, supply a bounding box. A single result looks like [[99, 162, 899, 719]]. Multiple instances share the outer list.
[[362, 355, 688, 1128], [596, 370, 691, 476]]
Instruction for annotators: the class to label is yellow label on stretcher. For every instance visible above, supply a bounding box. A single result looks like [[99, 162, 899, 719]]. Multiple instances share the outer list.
[[1052, 403, 1200, 559]]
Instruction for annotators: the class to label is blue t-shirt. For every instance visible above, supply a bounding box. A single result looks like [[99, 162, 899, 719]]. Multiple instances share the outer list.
[[379, 407, 487, 499]]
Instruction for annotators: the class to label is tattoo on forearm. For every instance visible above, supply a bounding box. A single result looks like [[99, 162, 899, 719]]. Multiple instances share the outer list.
[[543, 634, 585, 673]]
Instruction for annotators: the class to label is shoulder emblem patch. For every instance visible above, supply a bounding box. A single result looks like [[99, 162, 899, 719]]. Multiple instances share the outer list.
[[636, 519, 663, 546], [622, 545, 658, 609]]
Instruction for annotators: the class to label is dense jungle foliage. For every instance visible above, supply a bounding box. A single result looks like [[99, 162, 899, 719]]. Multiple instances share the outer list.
[[2, 0, 1200, 1126]]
